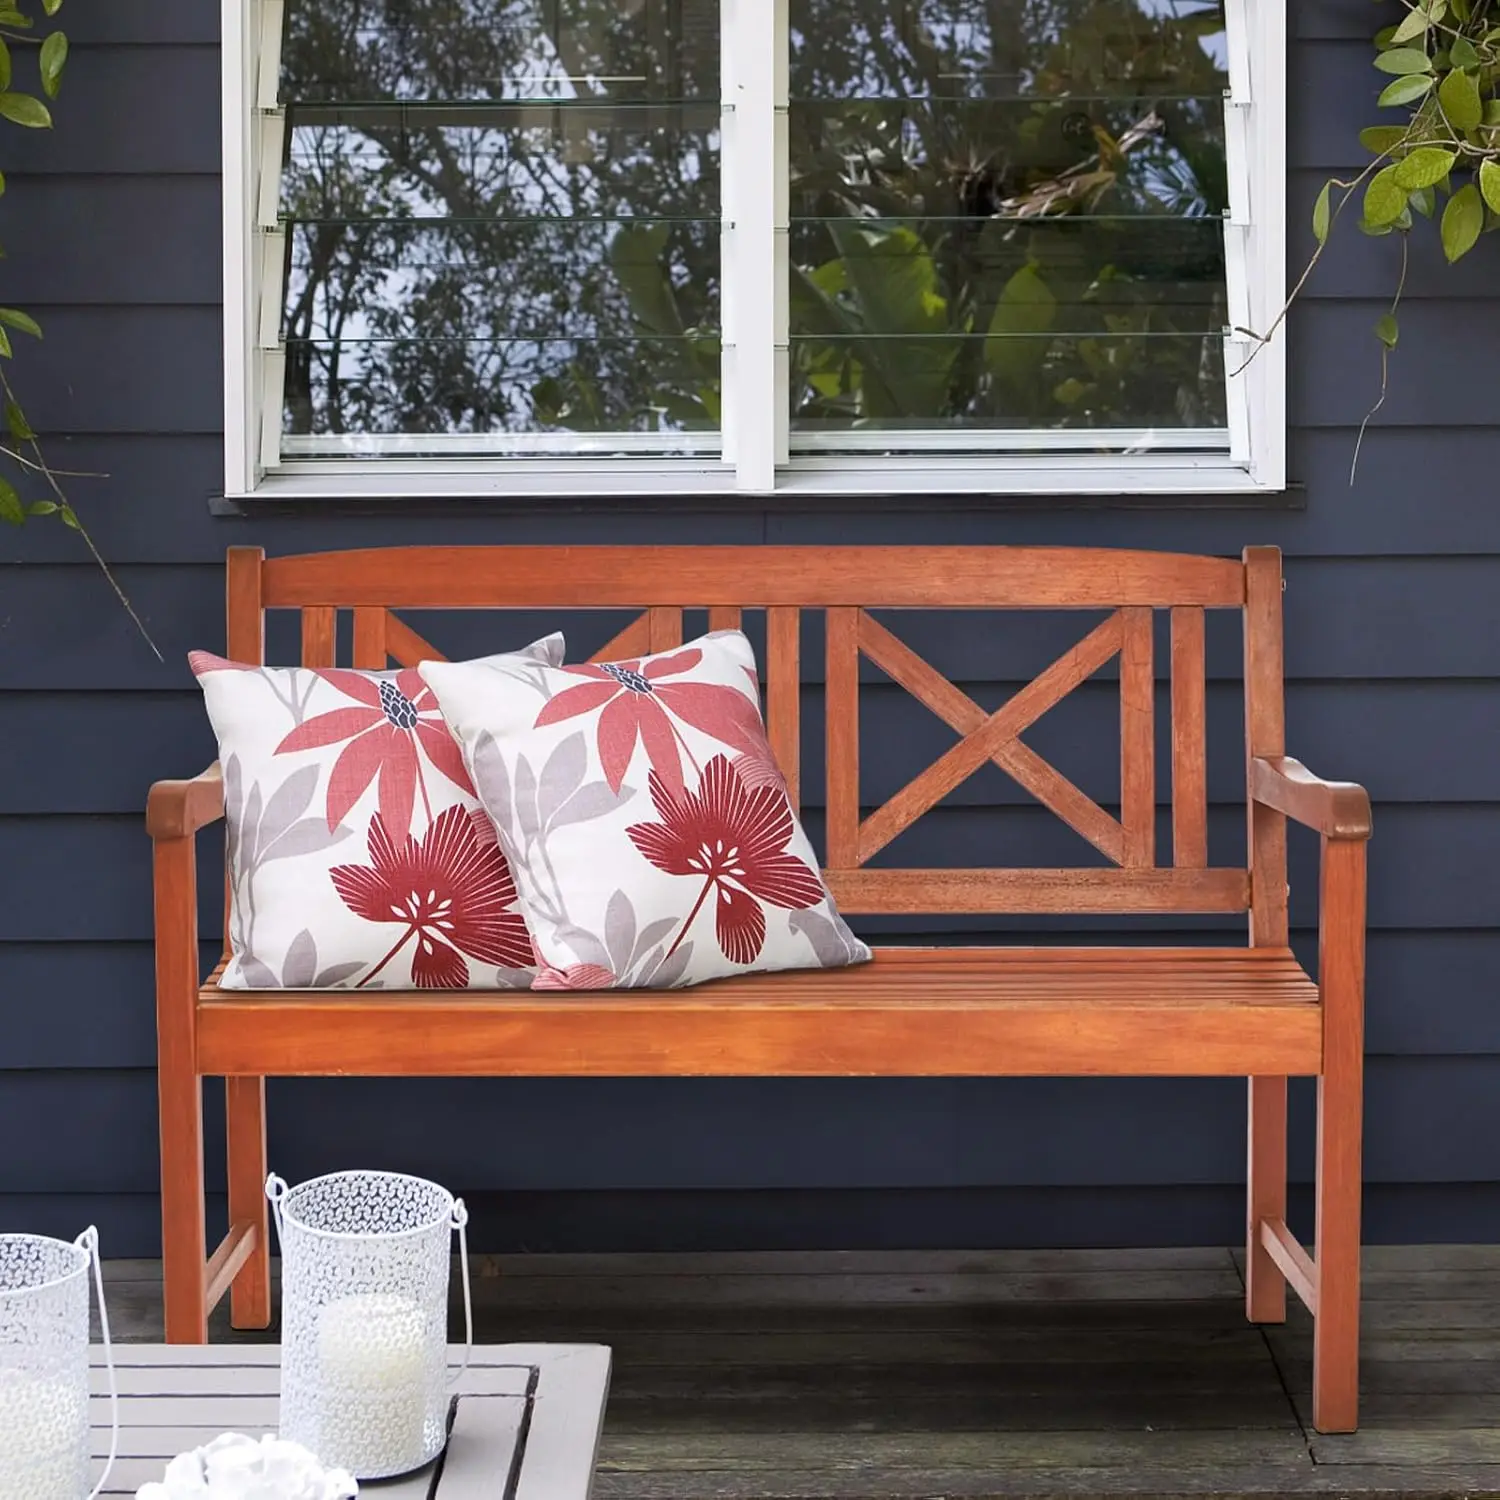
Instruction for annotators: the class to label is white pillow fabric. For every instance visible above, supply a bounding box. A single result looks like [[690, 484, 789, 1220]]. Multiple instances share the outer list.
[[419, 631, 870, 989], [191, 636, 563, 990]]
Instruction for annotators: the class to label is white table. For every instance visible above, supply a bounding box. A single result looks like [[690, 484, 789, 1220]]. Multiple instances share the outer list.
[[88, 1344, 611, 1498]]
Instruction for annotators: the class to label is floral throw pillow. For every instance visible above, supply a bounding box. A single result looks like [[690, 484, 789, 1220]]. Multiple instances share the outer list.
[[419, 632, 870, 989], [190, 636, 564, 990]]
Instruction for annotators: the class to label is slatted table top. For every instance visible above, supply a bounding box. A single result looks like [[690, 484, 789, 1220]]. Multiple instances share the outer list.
[[87, 1344, 611, 1499]]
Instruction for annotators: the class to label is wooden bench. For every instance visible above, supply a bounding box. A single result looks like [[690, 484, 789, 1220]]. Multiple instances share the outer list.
[[147, 544, 1371, 1431]]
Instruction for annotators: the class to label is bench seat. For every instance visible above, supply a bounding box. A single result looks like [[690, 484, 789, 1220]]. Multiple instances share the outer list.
[[196, 947, 1320, 1079]]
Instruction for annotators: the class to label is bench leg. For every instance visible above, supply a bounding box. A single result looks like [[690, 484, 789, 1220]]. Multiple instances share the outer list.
[[1312, 837, 1366, 1435], [1245, 1075, 1288, 1323], [155, 836, 208, 1344], [158, 1054, 207, 1343], [226, 1076, 272, 1330]]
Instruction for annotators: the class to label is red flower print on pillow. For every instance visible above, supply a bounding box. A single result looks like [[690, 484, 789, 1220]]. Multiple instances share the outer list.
[[330, 805, 534, 988], [626, 755, 826, 967], [532, 963, 618, 991], [276, 668, 471, 842], [534, 648, 764, 798]]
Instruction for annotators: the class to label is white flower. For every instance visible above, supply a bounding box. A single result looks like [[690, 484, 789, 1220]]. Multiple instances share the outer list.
[[135, 1434, 357, 1500]]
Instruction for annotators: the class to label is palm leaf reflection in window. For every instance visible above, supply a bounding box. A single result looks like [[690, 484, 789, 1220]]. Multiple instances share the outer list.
[[787, 0, 1230, 443]]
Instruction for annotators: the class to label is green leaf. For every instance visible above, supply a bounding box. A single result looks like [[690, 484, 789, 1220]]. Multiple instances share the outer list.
[[985, 262, 1057, 389], [1374, 47, 1434, 74], [39, 30, 66, 99], [0, 308, 42, 339], [1409, 184, 1436, 217], [27, 499, 57, 515], [608, 223, 685, 337], [0, 90, 50, 128], [1438, 67, 1483, 129], [1486, 100, 1500, 124], [1480, 158, 1500, 214], [825, 221, 956, 418], [1390, 7, 1431, 43], [42, 0, 62, 14], [0, 38, 12, 95], [1450, 35, 1481, 67], [0, 477, 23, 525], [1312, 180, 1333, 243], [59, 503, 79, 531], [1378, 73, 1434, 107], [1392, 145, 1458, 187], [1364, 165, 1410, 227], [6, 397, 33, 442], [0, 325, 16, 359], [1360, 124, 1410, 154], [1441, 181, 1484, 260], [1375, 313, 1400, 349]]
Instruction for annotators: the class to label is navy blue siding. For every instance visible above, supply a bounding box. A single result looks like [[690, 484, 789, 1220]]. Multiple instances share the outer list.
[[1, 1, 1498, 1255]]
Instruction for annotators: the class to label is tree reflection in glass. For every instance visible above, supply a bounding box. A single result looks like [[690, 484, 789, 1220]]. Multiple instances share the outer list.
[[278, 0, 721, 448]]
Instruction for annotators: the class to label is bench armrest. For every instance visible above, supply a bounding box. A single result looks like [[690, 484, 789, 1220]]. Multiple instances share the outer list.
[[1251, 756, 1371, 842], [147, 763, 225, 841]]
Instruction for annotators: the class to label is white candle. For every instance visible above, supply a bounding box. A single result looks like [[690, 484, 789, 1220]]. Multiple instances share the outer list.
[[0, 1368, 88, 1500], [312, 1293, 434, 1476]]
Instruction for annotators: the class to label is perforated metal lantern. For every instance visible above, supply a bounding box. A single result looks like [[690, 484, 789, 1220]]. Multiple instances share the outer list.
[[268, 1170, 473, 1480], [0, 1227, 118, 1500]]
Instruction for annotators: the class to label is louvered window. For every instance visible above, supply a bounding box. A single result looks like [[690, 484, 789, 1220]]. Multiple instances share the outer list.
[[223, 0, 1284, 498]]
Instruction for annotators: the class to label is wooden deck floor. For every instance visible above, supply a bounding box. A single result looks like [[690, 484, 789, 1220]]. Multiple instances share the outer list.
[[103, 1247, 1500, 1498]]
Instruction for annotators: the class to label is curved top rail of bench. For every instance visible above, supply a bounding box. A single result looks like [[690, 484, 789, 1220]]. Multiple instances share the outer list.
[[253, 546, 1249, 611]]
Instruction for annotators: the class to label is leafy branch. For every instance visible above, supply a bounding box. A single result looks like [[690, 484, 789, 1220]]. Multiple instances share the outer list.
[[1240, 0, 1500, 479], [0, 0, 159, 655]]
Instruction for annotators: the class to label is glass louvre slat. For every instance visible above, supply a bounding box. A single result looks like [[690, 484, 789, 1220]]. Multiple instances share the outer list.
[[276, 0, 721, 448], [786, 0, 1231, 446]]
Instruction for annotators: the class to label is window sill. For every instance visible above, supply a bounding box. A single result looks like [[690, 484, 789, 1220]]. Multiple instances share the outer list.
[[218, 453, 1293, 511]]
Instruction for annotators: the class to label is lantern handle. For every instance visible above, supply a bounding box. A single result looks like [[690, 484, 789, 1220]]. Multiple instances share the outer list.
[[265, 1172, 290, 1244], [77, 1225, 118, 1500], [448, 1197, 473, 1389]]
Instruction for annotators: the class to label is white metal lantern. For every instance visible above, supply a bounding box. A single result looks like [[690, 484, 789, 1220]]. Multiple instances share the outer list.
[[0, 1227, 118, 1500], [267, 1170, 474, 1480]]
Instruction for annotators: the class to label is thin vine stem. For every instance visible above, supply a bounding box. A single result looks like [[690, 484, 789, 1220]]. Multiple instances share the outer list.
[[0, 362, 162, 658], [1350, 235, 1410, 486]]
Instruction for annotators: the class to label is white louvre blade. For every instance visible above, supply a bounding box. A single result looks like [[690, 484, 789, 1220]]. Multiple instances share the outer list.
[[257, 229, 286, 350], [256, 111, 285, 230], [256, 0, 285, 111], [1223, 336, 1252, 465], [1223, 220, 1251, 337], [259, 348, 286, 470]]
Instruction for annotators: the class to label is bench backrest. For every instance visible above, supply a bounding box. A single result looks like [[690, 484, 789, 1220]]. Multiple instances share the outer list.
[[224, 545, 1287, 937]]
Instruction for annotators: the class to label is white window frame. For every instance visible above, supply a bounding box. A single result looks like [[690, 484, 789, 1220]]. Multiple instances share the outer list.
[[222, 0, 1286, 501]]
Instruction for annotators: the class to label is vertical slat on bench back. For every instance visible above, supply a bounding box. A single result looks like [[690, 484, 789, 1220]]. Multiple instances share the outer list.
[[352, 608, 389, 669], [765, 607, 801, 814], [825, 607, 861, 868], [301, 607, 337, 668], [224, 547, 265, 959], [708, 607, 742, 633], [1244, 547, 1288, 946], [1170, 606, 1209, 868], [1119, 607, 1155, 868], [226, 547, 266, 665], [648, 608, 683, 652]]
